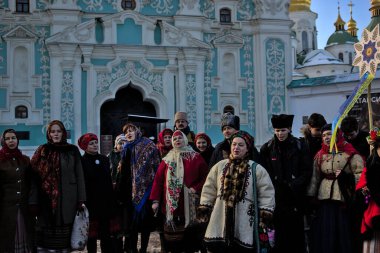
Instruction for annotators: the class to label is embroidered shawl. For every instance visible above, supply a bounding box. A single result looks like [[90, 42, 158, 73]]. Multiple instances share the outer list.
[[163, 131, 196, 222]]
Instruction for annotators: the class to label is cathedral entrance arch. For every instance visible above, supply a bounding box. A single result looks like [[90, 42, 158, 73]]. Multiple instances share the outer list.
[[100, 84, 157, 154]]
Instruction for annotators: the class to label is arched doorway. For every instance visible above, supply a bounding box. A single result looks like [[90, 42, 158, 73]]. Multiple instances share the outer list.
[[100, 84, 157, 154]]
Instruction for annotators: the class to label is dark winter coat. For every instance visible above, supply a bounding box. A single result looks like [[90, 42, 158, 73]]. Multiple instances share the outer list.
[[0, 155, 34, 252], [260, 135, 312, 253], [31, 145, 86, 225]]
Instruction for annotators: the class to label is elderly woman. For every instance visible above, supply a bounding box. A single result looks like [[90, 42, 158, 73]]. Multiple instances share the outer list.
[[116, 123, 161, 253], [157, 128, 174, 159], [194, 132, 215, 167], [307, 123, 364, 253], [198, 130, 275, 253], [0, 129, 34, 252], [150, 130, 208, 253], [78, 133, 119, 253], [31, 120, 86, 252]]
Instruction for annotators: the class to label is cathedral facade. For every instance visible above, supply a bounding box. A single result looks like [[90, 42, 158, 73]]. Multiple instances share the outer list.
[[0, 0, 293, 154]]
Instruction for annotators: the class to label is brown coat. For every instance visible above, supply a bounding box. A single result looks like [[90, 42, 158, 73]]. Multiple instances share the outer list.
[[0, 155, 34, 252]]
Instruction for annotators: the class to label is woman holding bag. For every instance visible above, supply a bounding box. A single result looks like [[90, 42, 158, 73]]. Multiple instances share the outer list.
[[31, 120, 86, 252], [150, 130, 208, 253], [198, 130, 275, 253]]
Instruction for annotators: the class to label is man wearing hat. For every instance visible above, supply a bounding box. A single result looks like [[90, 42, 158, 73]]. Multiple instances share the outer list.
[[173, 111, 196, 149], [260, 114, 312, 253], [209, 112, 260, 168]]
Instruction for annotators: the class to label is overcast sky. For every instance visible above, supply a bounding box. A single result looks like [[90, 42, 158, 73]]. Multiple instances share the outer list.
[[311, 0, 371, 49]]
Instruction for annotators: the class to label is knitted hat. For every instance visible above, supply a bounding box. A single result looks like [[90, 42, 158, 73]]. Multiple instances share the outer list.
[[271, 114, 294, 129], [174, 111, 188, 122], [114, 134, 127, 148], [78, 133, 98, 151], [221, 113, 240, 131], [230, 130, 254, 150]]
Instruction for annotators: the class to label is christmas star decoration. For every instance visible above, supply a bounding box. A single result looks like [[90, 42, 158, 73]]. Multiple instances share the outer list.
[[353, 24, 380, 77]]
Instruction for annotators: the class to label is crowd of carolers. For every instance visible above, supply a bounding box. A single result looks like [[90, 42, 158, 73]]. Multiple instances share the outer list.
[[1, 110, 380, 253]]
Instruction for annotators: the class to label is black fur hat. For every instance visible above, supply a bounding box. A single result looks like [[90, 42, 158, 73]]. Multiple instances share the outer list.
[[271, 114, 294, 129]]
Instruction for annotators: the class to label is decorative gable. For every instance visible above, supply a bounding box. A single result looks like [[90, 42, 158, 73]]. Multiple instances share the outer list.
[[212, 32, 244, 48], [2, 26, 38, 41]]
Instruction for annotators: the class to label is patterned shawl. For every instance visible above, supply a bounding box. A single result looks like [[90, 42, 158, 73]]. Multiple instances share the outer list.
[[163, 130, 196, 222], [122, 128, 160, 212], [30, 120, 71, 212]]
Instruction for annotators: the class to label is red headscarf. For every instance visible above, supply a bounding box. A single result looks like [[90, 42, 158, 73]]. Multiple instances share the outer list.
[[194, 133, 212, 148], [315, 128, 358, 166], [157, 128, 173, 158], [0, 129, 23, 161], [78, 133, 98, 151]]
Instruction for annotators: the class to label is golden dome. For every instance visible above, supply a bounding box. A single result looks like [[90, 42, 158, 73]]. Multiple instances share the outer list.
[[347, 17, 358, 37], [289, 0, 311, 12], [370, 0, 380, 17], [334, 12, 346, 31], [347, 1, 358, 37]]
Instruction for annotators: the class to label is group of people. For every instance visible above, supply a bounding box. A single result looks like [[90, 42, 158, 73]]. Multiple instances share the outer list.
[[0, 110, 379, 253]]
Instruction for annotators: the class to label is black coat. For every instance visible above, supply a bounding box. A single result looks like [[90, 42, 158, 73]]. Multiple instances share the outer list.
[[260, 135, 312, 253], [0, 155, 34, 252]]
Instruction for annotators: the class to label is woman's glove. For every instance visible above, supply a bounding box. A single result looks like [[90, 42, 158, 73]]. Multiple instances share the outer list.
[[197, 205, 212, 224], [259, 210, 273, 228]]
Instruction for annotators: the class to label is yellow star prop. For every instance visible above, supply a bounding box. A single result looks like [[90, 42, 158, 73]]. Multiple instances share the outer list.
[[353, 24, 380, 77]]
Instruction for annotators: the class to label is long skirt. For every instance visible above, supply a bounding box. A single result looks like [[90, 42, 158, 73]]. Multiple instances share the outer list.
[[14, 209, 32, 253], [310, 200, 353, 253], [363, 231, 380, 253]]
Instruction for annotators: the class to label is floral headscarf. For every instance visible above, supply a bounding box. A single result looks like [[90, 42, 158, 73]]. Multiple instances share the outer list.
[[121, 124, 160, 212], [163, 130, 196, 222], [31, 120, 70, 211]]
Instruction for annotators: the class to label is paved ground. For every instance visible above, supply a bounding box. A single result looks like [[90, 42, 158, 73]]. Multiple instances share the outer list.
[[73, 232, 162, 252]]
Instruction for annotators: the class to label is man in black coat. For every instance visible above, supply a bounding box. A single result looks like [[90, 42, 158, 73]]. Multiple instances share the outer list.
[[209, 112, 260, 168], [260, 114, 312, 253]]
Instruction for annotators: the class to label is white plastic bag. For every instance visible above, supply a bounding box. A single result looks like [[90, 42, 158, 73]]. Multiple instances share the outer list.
[[71, 204, 89, 251]]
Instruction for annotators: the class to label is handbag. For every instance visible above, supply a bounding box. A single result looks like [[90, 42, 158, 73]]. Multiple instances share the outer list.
[[71, 205, 89, 251]]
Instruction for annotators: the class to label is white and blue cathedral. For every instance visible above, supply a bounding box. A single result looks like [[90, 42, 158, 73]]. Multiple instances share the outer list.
[[0, 0, 379, 155]]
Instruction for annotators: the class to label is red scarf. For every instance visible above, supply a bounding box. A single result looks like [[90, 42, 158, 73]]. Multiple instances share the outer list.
[[31, 144, 62, 211], [0, 145, 23, 161], [315, 130, 358, 167]]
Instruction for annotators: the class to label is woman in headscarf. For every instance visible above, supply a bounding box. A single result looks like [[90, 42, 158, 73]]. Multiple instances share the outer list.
[[31, 120, 86, 252], [356, 127, 380, 253], [157, 128, 174, 159], [108, 134, 127, 187], [116, 123, 161, 253], [194, 133, 215, 167], [0, 129, 34, 253], [307, 123, 364, 253], [198, 130, 275, 253], [78, 133, 119, 253], [150, 130, 209, 253]]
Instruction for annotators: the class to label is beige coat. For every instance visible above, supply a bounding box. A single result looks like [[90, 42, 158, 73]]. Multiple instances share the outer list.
[[307, 152, 364, 202], [200, 159, 275, 247]]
